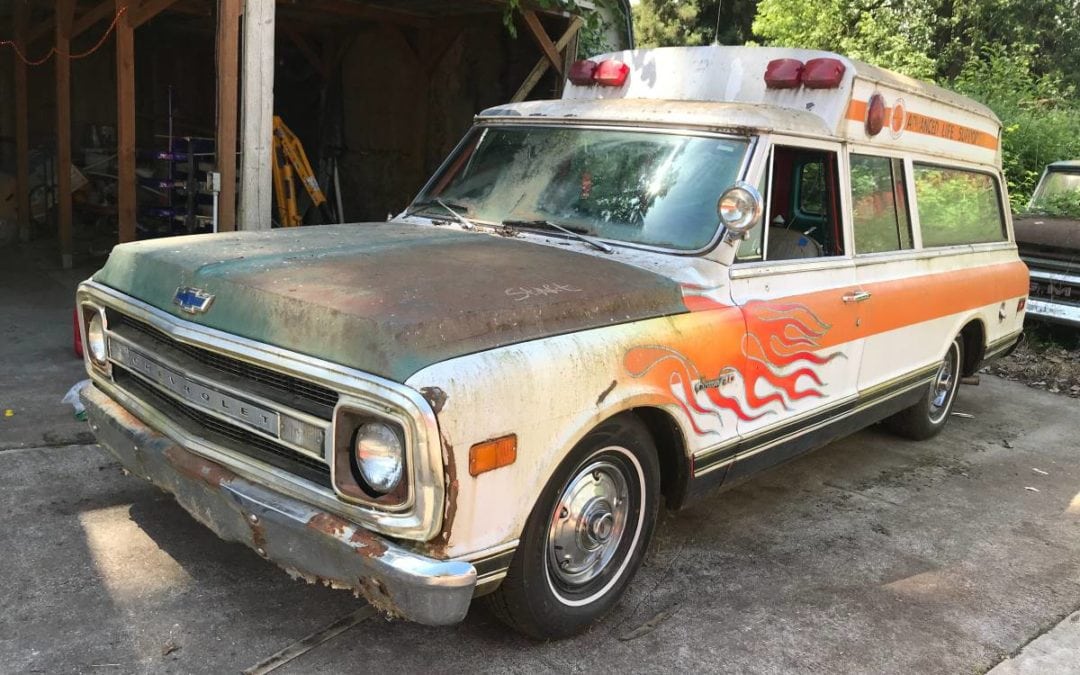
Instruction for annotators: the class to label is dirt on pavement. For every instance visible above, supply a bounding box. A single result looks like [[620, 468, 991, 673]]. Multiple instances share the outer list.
[[989, 323, 1080, 398]]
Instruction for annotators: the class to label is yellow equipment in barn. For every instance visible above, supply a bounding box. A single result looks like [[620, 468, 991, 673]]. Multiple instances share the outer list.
[[271, 115, 328, 227]]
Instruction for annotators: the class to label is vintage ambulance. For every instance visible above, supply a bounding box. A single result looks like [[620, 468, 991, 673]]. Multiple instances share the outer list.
[[77, 46, 1028, 639]]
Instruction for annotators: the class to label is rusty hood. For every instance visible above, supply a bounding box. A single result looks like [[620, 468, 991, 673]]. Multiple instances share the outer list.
[[93, 223, 689, 382], [1014, 214, 1080, 268]]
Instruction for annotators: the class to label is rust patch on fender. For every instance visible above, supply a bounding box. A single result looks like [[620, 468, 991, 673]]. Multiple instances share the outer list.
[[420, 435, 458, 558], [420, 386, 448, 415], [163, 445, 237, 487]]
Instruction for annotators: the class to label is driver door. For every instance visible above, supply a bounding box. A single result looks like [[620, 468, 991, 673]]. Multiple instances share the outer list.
[[724, 138, 867, 481]]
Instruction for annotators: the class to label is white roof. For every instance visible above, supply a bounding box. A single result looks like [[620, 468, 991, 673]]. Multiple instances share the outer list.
[[485, 46, 1003, 167], [478, 98, 832, 137]]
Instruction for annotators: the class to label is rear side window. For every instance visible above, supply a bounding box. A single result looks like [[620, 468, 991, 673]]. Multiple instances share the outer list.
[[913, 164, 1006, 247], [851, 154, 912, 253]]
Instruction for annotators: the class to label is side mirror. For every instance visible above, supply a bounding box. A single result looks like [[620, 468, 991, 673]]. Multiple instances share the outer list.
[[717, 182, 763, 235]]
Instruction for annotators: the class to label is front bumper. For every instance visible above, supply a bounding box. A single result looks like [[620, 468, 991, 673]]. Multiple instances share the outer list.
[[1026, 298, 1080, 328], [82, 384, 477, 626]]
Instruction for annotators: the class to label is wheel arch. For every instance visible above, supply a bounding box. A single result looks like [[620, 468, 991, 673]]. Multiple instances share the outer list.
[[629, 407, 693, 510], [958, 317, 986, 376]]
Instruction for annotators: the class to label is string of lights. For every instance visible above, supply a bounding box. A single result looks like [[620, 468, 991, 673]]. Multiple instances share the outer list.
[[0, 5, 128, 67]]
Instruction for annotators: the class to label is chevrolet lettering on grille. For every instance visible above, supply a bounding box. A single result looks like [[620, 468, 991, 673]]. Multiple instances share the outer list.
[[110, 340, 280, 436]]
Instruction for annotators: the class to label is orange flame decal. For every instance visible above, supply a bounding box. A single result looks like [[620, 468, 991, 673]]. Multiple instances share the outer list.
[[624, 300, 844, 436]]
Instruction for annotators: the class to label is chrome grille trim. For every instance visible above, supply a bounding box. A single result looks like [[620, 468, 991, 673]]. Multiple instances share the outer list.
[[78, 280, 444, 542]]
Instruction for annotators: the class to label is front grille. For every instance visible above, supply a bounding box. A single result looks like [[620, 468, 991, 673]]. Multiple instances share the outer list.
[[1028, 275, 1080, 308], [108, 311, 338, 418], [115, 367, 332, 487]]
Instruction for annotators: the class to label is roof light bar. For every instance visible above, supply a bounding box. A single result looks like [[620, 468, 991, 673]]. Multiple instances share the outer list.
[[568, 60, 598, 86], [764, 59, 804, 89], [801, 57, 846, 89], [764, 57, 847, 90], [568, 59, 630, 88]]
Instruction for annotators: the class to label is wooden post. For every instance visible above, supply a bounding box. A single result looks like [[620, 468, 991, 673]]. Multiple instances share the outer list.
[[511, 17, 583, 103], [216, 0, 241, 232], [13, 2, 31, 243], [116, 0, 137, 243], [238, 0, 275, 231], [56, 0, 76, 268]]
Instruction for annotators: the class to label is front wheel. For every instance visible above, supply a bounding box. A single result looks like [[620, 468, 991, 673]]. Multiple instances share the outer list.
[[885, 335, 964, 441], [485, 415, 660, 639]]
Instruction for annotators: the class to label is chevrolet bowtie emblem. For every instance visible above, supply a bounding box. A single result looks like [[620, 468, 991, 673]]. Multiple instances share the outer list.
[[174, 287, 215, 315]]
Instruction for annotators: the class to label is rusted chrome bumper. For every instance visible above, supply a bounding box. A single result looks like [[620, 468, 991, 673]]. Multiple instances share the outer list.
[[82, 384, 477, 626], [1026, 298, 1080, 328]]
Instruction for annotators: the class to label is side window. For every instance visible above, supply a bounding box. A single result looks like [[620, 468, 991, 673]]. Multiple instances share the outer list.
[[797, 161, 825, 217], [764, 146, 844, 261], [913, 164, 1006, 247], [850, 154, 912, 254]]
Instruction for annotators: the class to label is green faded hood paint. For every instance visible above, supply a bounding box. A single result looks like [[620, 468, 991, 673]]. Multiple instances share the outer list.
[[94, 223, 689, 382]]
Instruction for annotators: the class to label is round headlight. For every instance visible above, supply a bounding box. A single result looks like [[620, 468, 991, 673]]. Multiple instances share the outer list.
[[717, 181, 764, 234], [353, 423, 404, 494], [87, 312, 108, 365]]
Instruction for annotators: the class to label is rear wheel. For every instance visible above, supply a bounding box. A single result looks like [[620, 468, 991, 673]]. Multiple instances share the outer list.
[[885, 335, 963, 441], [485, 415, 660, 640]]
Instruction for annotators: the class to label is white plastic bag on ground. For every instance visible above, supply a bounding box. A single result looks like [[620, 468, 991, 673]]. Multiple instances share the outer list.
[[62, 379, 91, 420]]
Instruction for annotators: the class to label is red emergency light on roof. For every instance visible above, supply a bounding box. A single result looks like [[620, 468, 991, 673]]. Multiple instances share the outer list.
[[568, 60, 598, 86], [569, 58, 630, 88], [801, 57, 846, 89], [764, 59, 804, 89], [593, 59, 630, 87]]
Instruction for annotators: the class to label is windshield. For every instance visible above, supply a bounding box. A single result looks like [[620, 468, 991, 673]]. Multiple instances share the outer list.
[[413, 126, 751, 251], [1030, 170, 1080, 217]]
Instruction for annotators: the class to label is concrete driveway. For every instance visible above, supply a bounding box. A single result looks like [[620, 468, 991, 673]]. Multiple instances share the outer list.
[[2, 248, 1079, 673], [2, 375, 1079, 673]]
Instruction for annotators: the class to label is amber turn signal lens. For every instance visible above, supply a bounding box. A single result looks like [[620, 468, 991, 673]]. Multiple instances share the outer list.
[[469, 435, 517, 477]]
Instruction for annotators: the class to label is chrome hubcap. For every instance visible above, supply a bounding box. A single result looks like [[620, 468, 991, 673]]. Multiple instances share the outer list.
[[929, 343, 958, 422], [547, 460, 630, 587]]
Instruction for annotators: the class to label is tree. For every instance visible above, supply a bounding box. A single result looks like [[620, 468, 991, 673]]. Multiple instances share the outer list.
[[634, 0, 760, 48]]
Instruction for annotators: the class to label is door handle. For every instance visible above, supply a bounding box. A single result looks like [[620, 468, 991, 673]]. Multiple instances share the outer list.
[[842, 290, 872, 303]]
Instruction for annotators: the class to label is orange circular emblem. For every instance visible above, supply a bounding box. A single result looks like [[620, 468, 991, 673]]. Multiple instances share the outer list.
[[889, 98, 907, 137]]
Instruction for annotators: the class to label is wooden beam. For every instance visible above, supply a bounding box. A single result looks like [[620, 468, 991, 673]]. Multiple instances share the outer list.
[[238, 0, 275, 230], [13, 2, 31, 243], [215, 0, 241, 232], [72, 0, 116, 38], [511, 16, 582, 103], [521, 10, 563, 75], [131, 0, 183, 28], [56, 0, 77, 269], [116, 0, 137, 243]]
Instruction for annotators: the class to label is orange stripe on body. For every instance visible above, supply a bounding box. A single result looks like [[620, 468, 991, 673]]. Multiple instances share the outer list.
[[845, 100, 998, 150], [720, 260, 1028, 350]]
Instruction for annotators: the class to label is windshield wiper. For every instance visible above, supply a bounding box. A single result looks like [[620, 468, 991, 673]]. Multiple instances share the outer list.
[[404, 199, 473, 223], [502, 219, 613, 254]]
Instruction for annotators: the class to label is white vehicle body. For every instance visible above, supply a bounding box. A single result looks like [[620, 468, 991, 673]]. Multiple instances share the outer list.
[[79, 46, 1028, 634]]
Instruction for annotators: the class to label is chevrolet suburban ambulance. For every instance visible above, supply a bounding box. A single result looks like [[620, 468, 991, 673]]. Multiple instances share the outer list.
[[77, 46, 1028, 639]]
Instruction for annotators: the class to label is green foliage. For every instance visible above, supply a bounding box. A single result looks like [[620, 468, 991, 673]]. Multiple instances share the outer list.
[[633, 0, 759, 48], [1036, 191, 1080, 218], [502, 0, 620, 56], [751, 0, 1080, 206]]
